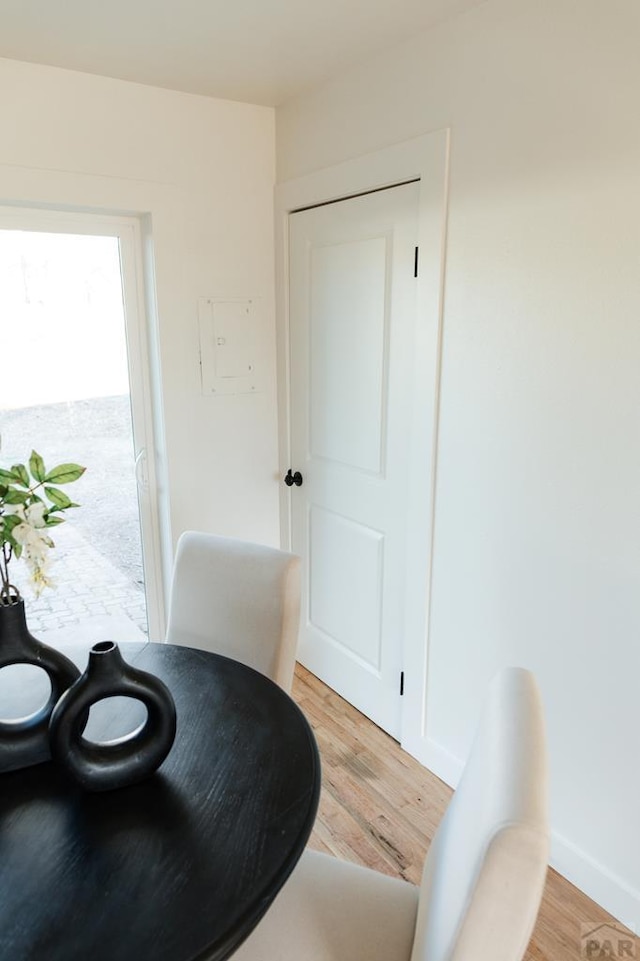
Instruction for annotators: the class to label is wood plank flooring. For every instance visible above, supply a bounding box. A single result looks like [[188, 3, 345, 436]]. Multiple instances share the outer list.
[[291, 664, 635, 961]]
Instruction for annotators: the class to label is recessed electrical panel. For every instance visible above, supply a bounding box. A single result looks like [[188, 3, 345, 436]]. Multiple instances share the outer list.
[[198, 298, 262, 395]]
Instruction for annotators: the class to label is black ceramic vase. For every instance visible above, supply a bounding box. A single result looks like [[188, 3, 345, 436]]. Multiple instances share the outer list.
[[0, 596, 82, 773], [49, 640, 177, 792]]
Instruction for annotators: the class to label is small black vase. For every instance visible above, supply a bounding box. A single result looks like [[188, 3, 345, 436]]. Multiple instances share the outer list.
[[49, 641, 177, 792], [0, 597, 81, 773]]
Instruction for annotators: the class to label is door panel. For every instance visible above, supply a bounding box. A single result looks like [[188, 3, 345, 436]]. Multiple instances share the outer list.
[[309, 237, 387, 473], [309, 506, 384, 669], [289, 182, 419, 737]]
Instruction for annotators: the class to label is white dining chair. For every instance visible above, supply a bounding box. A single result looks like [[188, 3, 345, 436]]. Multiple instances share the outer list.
[[165, 531, 301, 692], [233, 666, 549, 961]]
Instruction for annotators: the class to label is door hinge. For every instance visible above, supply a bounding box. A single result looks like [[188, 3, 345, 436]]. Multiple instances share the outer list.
[[413, 247, 419, 278], [400, 671, 405, 696]]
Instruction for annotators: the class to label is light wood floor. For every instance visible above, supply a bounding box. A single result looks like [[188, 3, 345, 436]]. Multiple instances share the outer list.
[[292, 664, 633, 961]]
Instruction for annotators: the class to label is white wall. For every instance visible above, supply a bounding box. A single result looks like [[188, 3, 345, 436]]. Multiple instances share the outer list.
[[277, 0, 640, 931], [0, 58, 278, 581]]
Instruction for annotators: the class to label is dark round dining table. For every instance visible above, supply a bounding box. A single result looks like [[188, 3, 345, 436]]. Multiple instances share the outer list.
[[0, 642, 321, 961]]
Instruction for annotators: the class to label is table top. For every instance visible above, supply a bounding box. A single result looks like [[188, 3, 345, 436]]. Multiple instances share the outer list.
[[0, 642, 321, 961]]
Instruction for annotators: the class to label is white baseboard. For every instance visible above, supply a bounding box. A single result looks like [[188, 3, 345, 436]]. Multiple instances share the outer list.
[[550, 833, 640, 935], [418, 736, 463, 789], [417, 737, 640, 935]]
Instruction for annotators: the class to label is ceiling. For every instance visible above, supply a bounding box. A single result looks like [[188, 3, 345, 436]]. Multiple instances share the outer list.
[[0, 0, 486, 106]]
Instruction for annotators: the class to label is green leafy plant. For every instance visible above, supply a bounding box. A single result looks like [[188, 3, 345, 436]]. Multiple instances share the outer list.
[[0, 450, 85, 604]]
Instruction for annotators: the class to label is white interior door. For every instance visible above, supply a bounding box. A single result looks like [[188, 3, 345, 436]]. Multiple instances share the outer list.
[[289, 182, 419, 738]]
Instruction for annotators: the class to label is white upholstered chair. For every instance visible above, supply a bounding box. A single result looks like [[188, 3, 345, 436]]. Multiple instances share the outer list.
[[233, 667, 549, 961], [165, 531, 301, 692]]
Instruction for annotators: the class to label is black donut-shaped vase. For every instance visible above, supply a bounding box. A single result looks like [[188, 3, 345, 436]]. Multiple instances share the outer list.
[[49, 640, 177, 791], [0, 597, 81, 773]]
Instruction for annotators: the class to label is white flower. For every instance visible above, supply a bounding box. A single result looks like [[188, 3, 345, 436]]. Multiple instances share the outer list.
[[29, 554, 55, 597], [25, 502, 47, 528], [13, 523, 52, 554], [13, 521, 55, 597], [3, 504, 26, 520], [5, 502, 47, 527]]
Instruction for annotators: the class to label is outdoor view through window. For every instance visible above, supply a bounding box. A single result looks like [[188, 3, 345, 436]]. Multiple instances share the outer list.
[[0, 229, 148, 642]]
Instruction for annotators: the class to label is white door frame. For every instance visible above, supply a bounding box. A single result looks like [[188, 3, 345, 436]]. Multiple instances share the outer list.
[[0, 204, 168, 640], [275, 130, 450, 760]]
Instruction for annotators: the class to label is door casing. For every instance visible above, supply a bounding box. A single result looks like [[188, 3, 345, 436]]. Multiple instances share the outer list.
[[275, 131, 450, 764]]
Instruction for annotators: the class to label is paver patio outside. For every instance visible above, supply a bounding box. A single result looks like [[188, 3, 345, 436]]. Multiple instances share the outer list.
[[20, 523, 148, 637], [2, 396, 149, 639]]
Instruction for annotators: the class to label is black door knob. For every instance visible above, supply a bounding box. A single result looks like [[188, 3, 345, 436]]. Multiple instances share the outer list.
[[284, 469, 303, 487]]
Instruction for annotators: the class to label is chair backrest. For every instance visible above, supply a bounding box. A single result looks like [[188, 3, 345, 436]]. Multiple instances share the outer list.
[[165, 531, 301, 692], [410, 667, 549, 961]]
